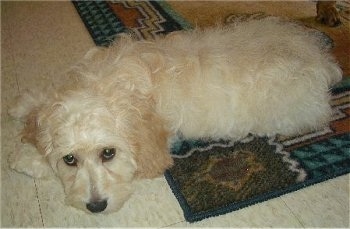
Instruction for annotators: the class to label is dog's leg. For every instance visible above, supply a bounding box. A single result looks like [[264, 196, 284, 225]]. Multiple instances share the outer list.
[[316, 1, 341, 27], [9, 142, 53, 178]]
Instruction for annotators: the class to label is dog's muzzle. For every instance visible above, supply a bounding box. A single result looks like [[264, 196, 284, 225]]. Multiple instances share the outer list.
[[86, 199, 108, 213]]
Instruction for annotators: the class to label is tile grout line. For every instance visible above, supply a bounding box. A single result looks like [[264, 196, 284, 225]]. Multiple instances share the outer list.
[[15, 74, 21, 96], [34, 179, 45, 227], [160, 219, 186, 228], [5, 12, 21, 97], [281, 197, 305, 228]]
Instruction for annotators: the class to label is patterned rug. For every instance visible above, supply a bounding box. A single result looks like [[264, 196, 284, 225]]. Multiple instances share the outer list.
[[73, 1, 350, 222]]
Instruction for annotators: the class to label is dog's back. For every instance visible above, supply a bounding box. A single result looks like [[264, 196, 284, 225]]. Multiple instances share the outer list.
[[149, 17, 342, 139]]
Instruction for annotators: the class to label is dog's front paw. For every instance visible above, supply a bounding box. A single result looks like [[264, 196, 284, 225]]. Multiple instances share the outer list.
[[316, 1, 341, 27], [9, 143, 53, 179]]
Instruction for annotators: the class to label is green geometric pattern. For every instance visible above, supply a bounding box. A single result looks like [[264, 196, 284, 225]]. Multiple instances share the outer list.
[[72, 1, 127, 46], [291, 134, 350, 178]]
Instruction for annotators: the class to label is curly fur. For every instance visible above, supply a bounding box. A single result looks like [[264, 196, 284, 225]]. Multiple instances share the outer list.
[[9, 17, 342, 213]]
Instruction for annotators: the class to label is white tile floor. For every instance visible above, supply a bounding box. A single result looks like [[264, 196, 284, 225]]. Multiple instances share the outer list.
[[1, 1, 349, 227]]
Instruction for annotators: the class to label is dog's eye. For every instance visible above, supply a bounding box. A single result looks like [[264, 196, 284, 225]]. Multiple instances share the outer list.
[[101, 148, 116, 162], [63, 154, 77, 166]]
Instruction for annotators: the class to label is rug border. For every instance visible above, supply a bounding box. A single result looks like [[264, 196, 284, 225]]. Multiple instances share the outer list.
[[154, 1, 193, 30]]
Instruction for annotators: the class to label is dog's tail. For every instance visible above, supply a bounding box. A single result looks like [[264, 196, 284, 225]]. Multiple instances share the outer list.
[[326, 57, 343, 87], [320, 49, 343, 88]]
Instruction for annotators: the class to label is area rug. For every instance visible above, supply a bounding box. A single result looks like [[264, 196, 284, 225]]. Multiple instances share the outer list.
[[73, 1, 350, 222]]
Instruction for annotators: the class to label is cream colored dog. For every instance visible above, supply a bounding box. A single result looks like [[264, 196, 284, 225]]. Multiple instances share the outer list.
[[9, 17, 342, 214]]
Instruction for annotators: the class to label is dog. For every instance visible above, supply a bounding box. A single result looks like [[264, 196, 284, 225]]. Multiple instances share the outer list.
[[9, 17, 342, 214], [316, 1, 341, 27]]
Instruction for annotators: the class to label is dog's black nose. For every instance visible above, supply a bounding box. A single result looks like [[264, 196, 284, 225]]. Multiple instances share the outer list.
[[86, 199, 108, 213]]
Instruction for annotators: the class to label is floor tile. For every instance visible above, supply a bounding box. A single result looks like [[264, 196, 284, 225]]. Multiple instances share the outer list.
[[2, 1, 95, 92], [281, 176, 350, 228], [329, 174, 350, 207], [171, 197, 303, 228], [1, 170, 43, 227]]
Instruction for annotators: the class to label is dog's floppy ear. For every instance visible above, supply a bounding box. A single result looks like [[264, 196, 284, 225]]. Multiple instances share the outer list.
[[21, 109, 45, 152], [129, 100, 173, 179], [20, 107, 55, 156], [9, 91, 55, 178], [9, 90, 51, 155]]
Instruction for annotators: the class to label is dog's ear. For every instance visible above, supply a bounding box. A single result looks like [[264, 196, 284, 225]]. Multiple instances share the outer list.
[[129, 100, 173, 179], [9, 92, 56, 178], [21, 109, 43, 151], [20, 108, 54, 156], [9, 90, 52, 155]]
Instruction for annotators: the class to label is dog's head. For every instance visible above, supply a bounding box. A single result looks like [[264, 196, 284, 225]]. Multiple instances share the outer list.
[[14, 89, 172, 213], [11, 43, 173, 213]]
